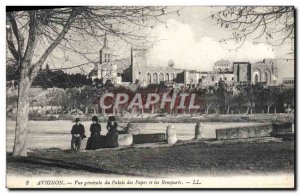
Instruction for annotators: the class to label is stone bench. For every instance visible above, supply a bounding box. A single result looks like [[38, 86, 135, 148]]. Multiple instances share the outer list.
[[216, 124, 273, 140], [271, 123, 294, 141], [272, 123, 294, 135], [133, 133, 166, 144]]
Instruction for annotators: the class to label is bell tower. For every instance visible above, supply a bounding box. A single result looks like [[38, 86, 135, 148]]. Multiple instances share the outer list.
[[98, 33, 117, 84], [100, 33, 112, 64], [131, 47, 147, 84]]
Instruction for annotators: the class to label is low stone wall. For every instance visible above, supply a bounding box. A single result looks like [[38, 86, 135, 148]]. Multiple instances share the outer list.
[[271, 123, 294, 141], [272, 123, 294, 134], [216, 124, 273, 140], [133, 133, 166, 144]]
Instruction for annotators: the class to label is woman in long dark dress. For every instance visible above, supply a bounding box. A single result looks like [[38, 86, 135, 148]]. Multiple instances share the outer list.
[[86, 116, 102, 150], [106, 116, 119, 148]]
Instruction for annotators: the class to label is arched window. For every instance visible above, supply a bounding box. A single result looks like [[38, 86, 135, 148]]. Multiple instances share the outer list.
[[253, 69, 261, 83], [264, 69, 271, 84], [264, 72, 268, 83], [147, 73, 151, 83], [254, 74, 259, 84], [159, 72, 164, 82], [153, 73, 158, 84], [171, 73, 175, 81], [165, 73, 170, 82]]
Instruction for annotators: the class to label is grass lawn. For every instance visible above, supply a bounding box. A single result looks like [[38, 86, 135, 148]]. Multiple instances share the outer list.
[[7, 137, 294, 177]]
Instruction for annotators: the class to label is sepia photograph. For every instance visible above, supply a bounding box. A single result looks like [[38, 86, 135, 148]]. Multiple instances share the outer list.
[[5, 5, 295, 189]]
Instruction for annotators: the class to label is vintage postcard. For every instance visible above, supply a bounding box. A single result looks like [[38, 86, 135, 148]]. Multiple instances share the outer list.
[[6, 6, 295, 189]]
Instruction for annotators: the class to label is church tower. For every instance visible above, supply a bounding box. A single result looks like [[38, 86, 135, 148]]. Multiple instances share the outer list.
[[98, 33, 117, 84], [131, 47, 147, 84], [100, 33, 112, 64]]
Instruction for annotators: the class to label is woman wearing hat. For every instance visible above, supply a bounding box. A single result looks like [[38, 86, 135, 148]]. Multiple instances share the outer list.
[[85, 116, 102, 150], [106, 116, 119, 148]]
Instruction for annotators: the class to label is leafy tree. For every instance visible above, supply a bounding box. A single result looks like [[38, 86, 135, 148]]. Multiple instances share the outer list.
[[282, 88, 294, 114], [261, 86, 280, 114]]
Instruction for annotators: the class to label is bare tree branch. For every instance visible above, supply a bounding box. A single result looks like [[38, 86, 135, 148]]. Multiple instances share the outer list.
[[210, 6, 294, 51]]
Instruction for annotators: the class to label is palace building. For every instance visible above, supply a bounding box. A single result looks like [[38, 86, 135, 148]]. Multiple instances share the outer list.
[[89, 37, 279, 88], [131, 48, 182, 86]]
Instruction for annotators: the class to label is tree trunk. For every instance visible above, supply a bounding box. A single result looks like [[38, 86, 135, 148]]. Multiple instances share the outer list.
[[227, 106, 230, 114], [13, 74, 31, 157], [246, 106, 250, 114], [267, 105, 271, 114], [11, 9, 77, 157], [274, 106, 277, 114]]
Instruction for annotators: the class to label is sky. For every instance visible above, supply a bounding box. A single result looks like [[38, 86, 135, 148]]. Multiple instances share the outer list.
[[44, 7, 294, 81]]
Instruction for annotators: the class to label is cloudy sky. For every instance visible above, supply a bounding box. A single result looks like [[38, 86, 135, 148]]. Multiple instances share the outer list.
[[145, 7, 294, 80], [46, 6, 294, 81]]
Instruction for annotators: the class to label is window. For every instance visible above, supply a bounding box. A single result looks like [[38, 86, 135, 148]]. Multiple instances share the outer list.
[[171, 73, 175, 81], [254, 74, 259, 84], [153, 73, 158, 83], [147, 73, 151, 83], [264, 72, 269, 83], [159, 73, 164, 82], [166, 73, 170, 82]]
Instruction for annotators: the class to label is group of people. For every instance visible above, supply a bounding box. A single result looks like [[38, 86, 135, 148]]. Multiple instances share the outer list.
[[71, 116, 128, 152]]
